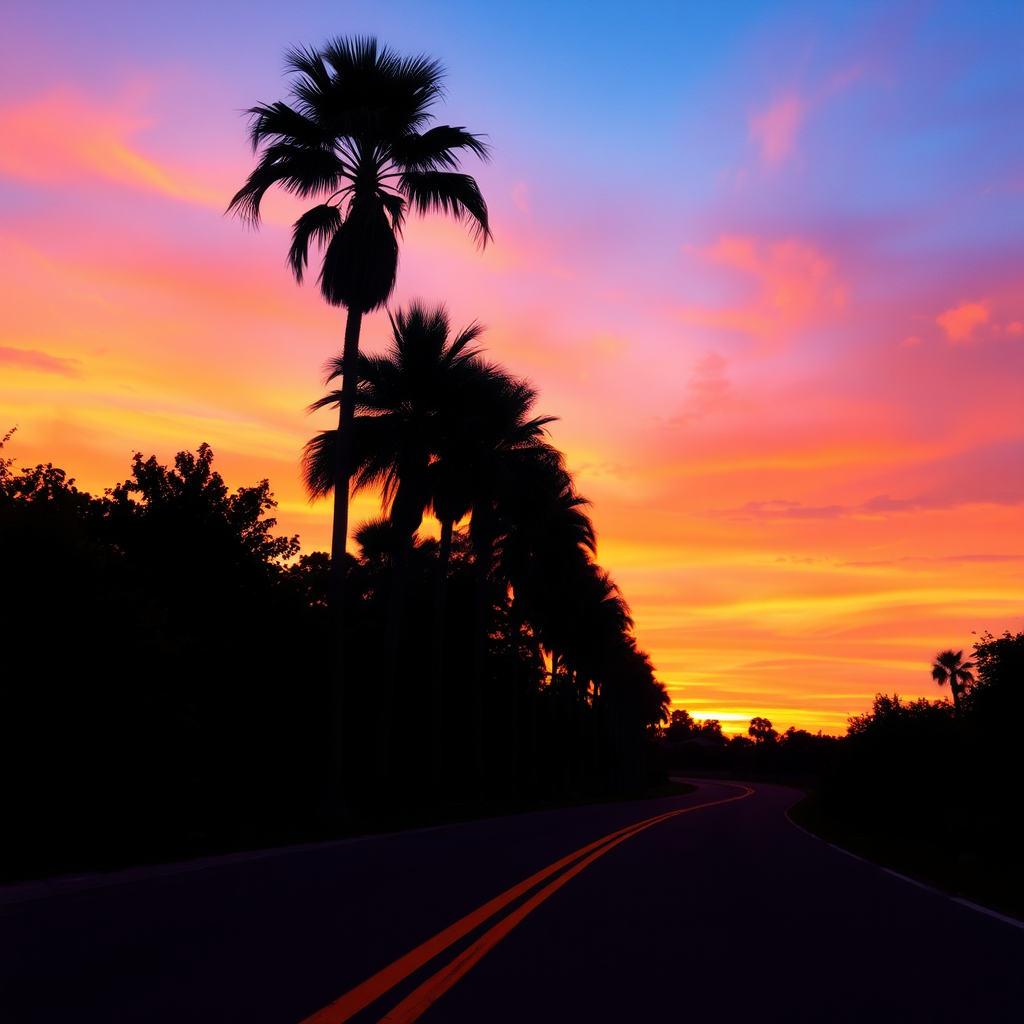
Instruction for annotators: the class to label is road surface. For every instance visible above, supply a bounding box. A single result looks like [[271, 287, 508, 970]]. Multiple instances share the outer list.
[[2, 780, 1020, 1022]]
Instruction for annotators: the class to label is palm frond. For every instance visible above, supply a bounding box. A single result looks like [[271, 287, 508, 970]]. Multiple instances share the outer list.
[[227, 145, 343, 223], [307, 388, 343, 413], [282, 45, 335, 101], [400, 171, 491, 246], [379, 191, 406, 232], [245, 101, 331, 151], [389, 126, 491, 172], [300, 431, 336, 499], [288, 204, 343, 282]]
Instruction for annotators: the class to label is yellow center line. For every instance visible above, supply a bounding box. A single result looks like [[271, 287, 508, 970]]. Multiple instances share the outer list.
[[376, 786, 752, 1024], [299, 785, 752, 1024]]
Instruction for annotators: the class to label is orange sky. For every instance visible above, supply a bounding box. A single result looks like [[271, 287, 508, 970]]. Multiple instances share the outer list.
[[2, 2, 1021, 735]]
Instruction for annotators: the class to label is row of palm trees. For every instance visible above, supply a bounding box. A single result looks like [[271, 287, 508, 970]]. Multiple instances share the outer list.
[[229, 38, 492, 803], [229, 36, 666, 803], [302, 303, 668, 796]]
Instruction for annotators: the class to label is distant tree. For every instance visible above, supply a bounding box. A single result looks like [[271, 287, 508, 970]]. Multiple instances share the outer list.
[[696, 719, 724, 740], [666, 709, 695, 742], [930, 649, 974, 716], [968, 630, 1024, 731], [748, 716, 777, 744], [971, 630, 1023, 692]]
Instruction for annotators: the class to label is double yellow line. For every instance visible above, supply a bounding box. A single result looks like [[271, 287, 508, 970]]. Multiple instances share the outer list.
[[300, 784, 753, 1024]]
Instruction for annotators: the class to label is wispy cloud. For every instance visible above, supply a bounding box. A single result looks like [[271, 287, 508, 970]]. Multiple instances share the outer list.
[[510, 181, 530, 215], [706, 486, 1022, 522], [841, 554, 1023, 568], [749, 93, 806, 167], [669, 351, 746, 426], [0, 86, 221, 206], [0, 345, 83, 378], [675, 235, 845, 345]]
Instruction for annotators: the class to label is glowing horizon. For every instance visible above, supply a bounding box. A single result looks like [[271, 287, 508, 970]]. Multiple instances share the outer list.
[[2, 1, 1021, 736]]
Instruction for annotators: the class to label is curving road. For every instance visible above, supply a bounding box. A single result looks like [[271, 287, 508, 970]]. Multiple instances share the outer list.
[[2, 781, 1020, 1023]]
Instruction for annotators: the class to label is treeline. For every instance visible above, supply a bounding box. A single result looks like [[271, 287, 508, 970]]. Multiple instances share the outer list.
[[0, 325, 669, 878], [661, 634, 1023, 914], [818, 632, 1023, 913], [657, 710, 840, 777], [301, 304, 669, 806]]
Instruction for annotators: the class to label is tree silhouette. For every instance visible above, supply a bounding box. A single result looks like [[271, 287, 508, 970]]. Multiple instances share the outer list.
[[228, 37, 490, 803], [748, 716, 777, 744], [495, 472, 594, 796], [457, 382, 563, 792], [303, 302, 494, 791], [930, 649, 975, 716]]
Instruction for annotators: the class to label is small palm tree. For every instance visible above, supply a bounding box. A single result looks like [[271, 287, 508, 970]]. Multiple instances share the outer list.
[[229, 39, 491, 793], [931, 649, 975, 715]]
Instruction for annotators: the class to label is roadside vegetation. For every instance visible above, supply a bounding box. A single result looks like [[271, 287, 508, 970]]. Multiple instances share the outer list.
[[663, 631, 1024, 919], [0, 378, 669, 881], [1, 35, 676, 883]]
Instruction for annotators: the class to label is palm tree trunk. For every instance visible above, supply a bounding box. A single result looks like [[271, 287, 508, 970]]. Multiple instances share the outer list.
[[505, 597, 523, 803], [375, 530, 412, 798], [324, 306, 362, 814], [471, 534, 493, 800], [375, 477, 424, 797], [527, 641, 543, 798], [429, 518, 454, 798]]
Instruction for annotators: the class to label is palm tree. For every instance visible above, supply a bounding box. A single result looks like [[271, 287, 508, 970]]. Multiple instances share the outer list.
[[304, 318, 566, 800], [453, 382, 563, 794], [302, 302, 497, 792], [228, 38, 491, 795], [931, 649, 975, 715], [495, 477, 595, 797]]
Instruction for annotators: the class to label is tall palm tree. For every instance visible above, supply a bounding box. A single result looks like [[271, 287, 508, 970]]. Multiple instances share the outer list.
[[304, 321, 563, 799], [450, 380, 563, 794], [302, 302, 498, 792], [495, 477, 595, 798], [931, 649, 975, 716], [228, 38, 491, 795]]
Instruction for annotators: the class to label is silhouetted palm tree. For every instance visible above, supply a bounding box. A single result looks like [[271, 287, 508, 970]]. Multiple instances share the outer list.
[[454, 381, 563, 792], [931, 649, 975, 715], [302, 302, 497, 791], [492, 470, 592, 797], [228, 38, 490, 795]]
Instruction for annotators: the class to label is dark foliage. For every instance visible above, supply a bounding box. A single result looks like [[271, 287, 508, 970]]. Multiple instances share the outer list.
[[1, 435, 669, 880], [813, 632, 1024, 912], [660, 709, 839, 777], [0, 440, 324, 879]]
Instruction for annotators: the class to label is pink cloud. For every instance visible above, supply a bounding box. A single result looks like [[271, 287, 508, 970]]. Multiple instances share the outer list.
[[936, 300, 990, 342], [1005, 321, 1023, 336], [0, 86, 221, 206], [0, 345, 82, 377], [510, 181, 530, 215], [749, 93, 805, 167], [675, 235, 845, 345], [670, 352, 746, 426]]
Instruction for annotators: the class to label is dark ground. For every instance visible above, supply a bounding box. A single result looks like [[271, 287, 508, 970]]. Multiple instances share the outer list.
[[2, 780, 1021, 1023]]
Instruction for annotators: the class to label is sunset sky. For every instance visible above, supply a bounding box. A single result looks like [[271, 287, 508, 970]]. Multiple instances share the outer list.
[[2, 0, 1021, 734]]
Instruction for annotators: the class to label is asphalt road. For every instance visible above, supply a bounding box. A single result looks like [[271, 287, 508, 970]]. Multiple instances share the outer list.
[[2, 781, 1021, 1023]]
